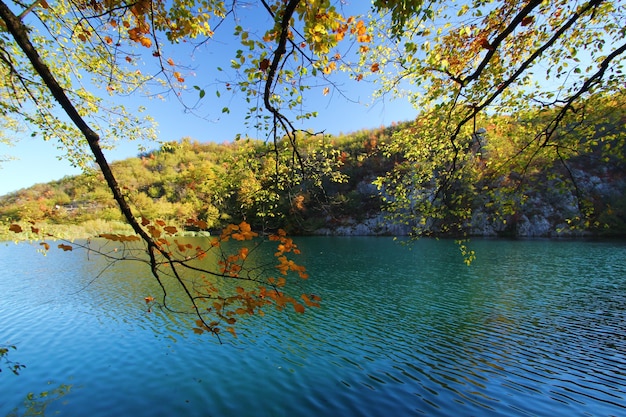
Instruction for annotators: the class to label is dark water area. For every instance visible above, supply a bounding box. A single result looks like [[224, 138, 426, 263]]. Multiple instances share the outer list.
[[1, 237, 625, 416]]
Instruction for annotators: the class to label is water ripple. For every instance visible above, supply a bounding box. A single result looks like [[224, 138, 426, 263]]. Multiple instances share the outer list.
[[2, 238, 626, 416]]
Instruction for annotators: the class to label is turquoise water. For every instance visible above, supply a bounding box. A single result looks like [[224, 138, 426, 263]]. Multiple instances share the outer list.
[[1, 237, 625, 416]]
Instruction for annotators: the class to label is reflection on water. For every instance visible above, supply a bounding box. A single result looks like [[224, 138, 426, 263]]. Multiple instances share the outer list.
[[1, 237, 625, 416]]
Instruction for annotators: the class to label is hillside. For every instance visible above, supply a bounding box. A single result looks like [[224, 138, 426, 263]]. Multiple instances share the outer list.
[[1, 101, 625, 239]]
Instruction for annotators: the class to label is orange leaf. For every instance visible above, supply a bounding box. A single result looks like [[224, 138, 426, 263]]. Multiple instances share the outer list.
[[141, 217, 151, 226], [58, 244, 73, 251], [9, 224, 22, 233], [147, 226, 161, 238], [323, 87, 330, 96], [293, 302, 305, 313], [144, 296, 155, 303], [164, 226, 177, 234], [371, 63, 380, 72], [479, 37, 492, 50], [167, 57, 175, 66], [139, 37, 152, 48], [40, 242, 50, 250], [301, 294, 320, 307]]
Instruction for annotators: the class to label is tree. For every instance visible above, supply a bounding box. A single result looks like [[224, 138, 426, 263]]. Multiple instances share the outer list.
[[0, 0, 335, 340], [1, 0, 624, 340], [361, 0, 625, 235]]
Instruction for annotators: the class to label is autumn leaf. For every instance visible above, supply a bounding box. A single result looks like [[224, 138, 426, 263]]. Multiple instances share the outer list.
[[521, 16, 535, 26], [9, 224, 22, 233], [40, 242, 50, 251], [58, 244, 73, 251], [323, 87, 330, 96], [147, 226, 161, 238], [164, 226, 177, 234], [144, 296, 155, 303], [301, 294, 321, 307], [479, 37, 492, 50], [231, 221, 258, 240], [139, 37, 152, 48], [259, 58, 270, 71], [167, 58, 175, 66], [371, 63, 380, 72], [293, 302, 305, 313]]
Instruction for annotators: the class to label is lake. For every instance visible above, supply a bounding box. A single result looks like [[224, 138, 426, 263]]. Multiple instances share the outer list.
[[1, 237, 625, 416]]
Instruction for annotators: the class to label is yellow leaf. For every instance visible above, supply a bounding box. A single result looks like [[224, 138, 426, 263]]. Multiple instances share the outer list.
[[323, 87, 330, 96], [139, 36, 152, 48]]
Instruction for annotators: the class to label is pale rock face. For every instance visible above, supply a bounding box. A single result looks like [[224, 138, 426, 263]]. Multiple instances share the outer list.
[[313, 168, 625, 237]]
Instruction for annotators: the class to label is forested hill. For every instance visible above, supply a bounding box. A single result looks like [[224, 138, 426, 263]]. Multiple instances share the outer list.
[[1, 102, 625, 239], [0, 124, 403, 237]]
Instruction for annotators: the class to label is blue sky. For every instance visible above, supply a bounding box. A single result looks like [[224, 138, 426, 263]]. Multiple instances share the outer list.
[[0, 83, 416, 196], [0, 2, 417, 196]]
